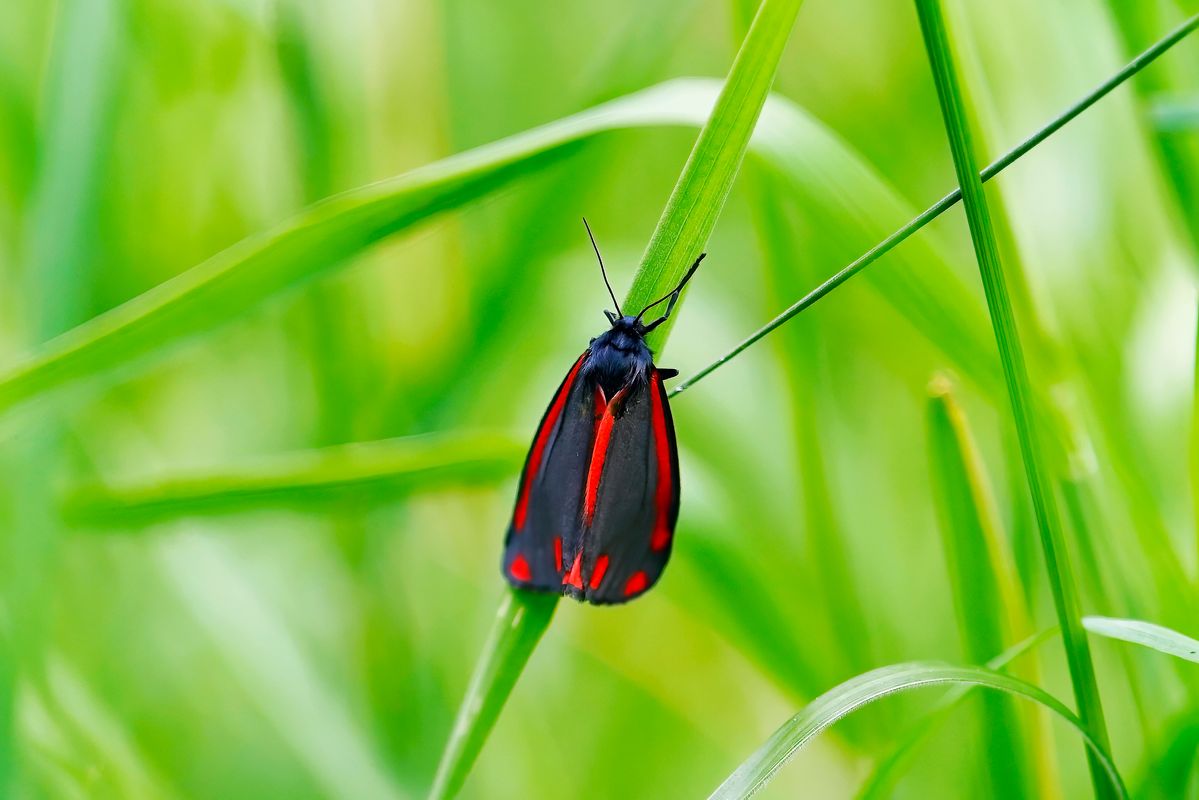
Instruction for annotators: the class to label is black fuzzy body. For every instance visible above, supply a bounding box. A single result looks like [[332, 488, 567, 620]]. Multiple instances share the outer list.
[[581, 316, 654, 397]]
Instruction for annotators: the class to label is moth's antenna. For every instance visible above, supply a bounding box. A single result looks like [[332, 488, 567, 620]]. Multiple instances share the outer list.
[[584, 217, 622, 317], [635, 253, 706, 322]]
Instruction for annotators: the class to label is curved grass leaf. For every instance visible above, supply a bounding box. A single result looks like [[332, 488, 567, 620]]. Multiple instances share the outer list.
[[428, 1, 805, 797], [708, 661, 1125, 800], [856, 630, 1056, 800], [65, 431, 522, 526], [0, 81, 660, 417], [1083, 616, 1199, 665], [915, 1, 1113, 795]]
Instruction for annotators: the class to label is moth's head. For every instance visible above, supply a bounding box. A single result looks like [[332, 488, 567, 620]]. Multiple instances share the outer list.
[[603, 311, 646, 335]]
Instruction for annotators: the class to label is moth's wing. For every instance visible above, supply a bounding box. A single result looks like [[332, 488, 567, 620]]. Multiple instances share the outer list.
[[502, 352, 595, 593], [579, 369, 680, 604]]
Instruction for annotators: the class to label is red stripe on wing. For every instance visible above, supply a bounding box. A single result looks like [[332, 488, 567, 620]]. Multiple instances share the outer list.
[[649, 372, 674, 551], [513, 354, 587, 531], [582, 386, 628, 525], [589, 554, 610, 589], [563, 552, 583, 589]]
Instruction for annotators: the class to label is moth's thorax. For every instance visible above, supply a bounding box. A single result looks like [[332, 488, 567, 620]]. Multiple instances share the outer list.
[[585, 318, 653, 397]]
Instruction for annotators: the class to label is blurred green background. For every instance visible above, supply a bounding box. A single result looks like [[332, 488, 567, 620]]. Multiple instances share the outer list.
[[1, 0, 1198, 797]]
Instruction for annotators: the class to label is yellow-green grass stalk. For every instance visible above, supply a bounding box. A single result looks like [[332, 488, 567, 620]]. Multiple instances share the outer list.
[[927, 376, 1054, 797], [856, 630, 1056, 800]]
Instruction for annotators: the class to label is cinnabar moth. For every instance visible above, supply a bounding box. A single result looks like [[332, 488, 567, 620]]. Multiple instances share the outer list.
[[501, 220, 703, 604]]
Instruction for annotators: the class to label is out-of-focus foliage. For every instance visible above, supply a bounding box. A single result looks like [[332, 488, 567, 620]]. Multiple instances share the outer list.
[[0, 0, 1197, 797]]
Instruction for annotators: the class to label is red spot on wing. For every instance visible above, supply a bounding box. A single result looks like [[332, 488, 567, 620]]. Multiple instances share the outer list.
[[583, 387, 628, 525], [513, 355, 586, 531], [649, 372, 674, 551], [553, 537, 563, 573], [510, 554, 531, 582], [589, 555, 609, 590], [624, 571, 648, 597], [563, 553, 583, 589]]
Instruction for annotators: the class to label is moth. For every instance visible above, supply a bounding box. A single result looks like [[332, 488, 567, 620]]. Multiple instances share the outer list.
[[501, 220, 703, 604]]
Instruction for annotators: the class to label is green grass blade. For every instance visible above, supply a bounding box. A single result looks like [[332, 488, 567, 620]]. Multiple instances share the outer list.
[[926, 375, 1037, 796], [274, 0, 360, 446], [1083, 617, 1199, 665], [623, 0, 805, 346], [856, 630, 1056, 800], [0, 1, 126, 792], [708, 661, 1125, 800], [429, 2, 804, 796], [670, 11, 1199, 398], [65, 432, 522, 526], [914, 1, 1114, 795], [426, 590, 558, 800]]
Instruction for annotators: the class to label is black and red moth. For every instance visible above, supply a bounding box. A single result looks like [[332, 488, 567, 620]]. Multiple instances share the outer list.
[[501, 221, 704, 605]]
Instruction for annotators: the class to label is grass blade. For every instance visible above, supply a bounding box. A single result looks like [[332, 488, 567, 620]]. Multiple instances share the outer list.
[[926, 375, 1039, 796], [670, 12, 1199, 398], [429, 1, 805, 796], [856, 630, 1056, 800], [708, 661, 1125, 800], [914, 0, 1113, 795], [622, 0, 804, 345], [0, 1, 126, 791], [426, 590, 558, 800], [65, 431, 522, 526], [1083, 617, 1199, 665]]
